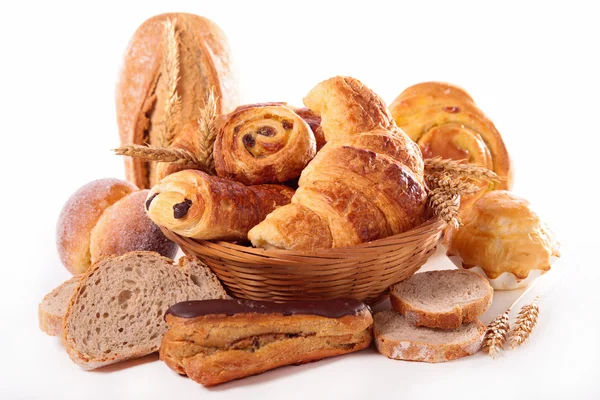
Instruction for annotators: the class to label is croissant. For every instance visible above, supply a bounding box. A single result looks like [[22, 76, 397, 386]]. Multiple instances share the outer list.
[[214, 103, 317, 185], [389, 82, 511, 207], [248, 77, 428, 251], [145, 170, 294, 241]]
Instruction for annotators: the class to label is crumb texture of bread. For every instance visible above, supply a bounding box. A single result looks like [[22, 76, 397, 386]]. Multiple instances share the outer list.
[[38, 276, 81, 336], [374, 310, 485, 363], [62, 252, 226, 370], [390, 269, 492, 329]]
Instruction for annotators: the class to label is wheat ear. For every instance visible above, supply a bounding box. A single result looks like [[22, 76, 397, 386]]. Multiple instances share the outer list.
[[424, 157, 501, 183], [510, 296, 540, 348], [160, 18, 182, 147], [483, 311, 510, 359], [114, 144, 209, 172], [197, 88, 219, 174]]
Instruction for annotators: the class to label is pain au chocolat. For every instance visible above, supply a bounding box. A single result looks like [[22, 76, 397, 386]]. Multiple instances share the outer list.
[[160, 299, 373, 386]]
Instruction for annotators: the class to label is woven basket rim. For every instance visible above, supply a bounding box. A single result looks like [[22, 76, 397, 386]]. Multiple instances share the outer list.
[[160, 216, 446, 259]]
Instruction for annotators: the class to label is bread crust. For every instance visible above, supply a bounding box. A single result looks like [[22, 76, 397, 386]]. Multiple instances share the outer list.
[[160, 308, 373, 386], [38, 276, 81, 336], [116, 13, 238, 189], [89, 190, 178, 261], [61, 251, 227, 370], [56, 179, 137, 275], [374, 311, 485, 363], [389, 270, 493, 329], [390, 290, 492, 330]]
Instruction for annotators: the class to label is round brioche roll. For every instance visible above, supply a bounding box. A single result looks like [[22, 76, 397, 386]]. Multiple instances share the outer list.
[[56, 179, 178, 275]]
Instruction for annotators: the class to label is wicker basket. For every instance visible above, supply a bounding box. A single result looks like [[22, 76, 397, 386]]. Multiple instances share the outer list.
[[161, 216, 445, 305]]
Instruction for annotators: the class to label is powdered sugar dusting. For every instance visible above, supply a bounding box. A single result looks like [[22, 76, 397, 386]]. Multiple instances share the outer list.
[[56, 179, 136, 272], [90, 190, 178, 261]]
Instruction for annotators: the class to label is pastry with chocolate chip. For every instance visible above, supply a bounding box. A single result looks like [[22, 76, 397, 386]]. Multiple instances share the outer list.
[[145, 170, 293, 241], [214, 103, 322, 185]]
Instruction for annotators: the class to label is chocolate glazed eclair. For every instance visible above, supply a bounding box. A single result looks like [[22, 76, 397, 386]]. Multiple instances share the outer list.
[[213, 103, 323, 185], [145, 170, 294, 241], [159, 299, 373, 386]]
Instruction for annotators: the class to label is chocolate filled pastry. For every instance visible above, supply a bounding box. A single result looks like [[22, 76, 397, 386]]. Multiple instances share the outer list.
[[389, 82, 512, 208], [160, 299, 373, 386], [248, 76, 428, 251], [145, 170, 294, 241], [214, 103, 317, 185]]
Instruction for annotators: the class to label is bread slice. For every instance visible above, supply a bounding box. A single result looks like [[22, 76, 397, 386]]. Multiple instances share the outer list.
[[390, 269, 493, 329], [62, 251, 226, 370], [39, 276, 81, 336], [374, 310, 485, 363]]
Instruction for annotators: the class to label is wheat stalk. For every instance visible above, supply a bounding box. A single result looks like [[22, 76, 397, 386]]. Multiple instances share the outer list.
[[114, 144, 209, 172], [424, 157, 500, 183], [428, 188, 461, 227], [160, 18, 182, 147], [197, 88, 219, 174], [483, 311, 510, 359], [510, 296, 540, 348]]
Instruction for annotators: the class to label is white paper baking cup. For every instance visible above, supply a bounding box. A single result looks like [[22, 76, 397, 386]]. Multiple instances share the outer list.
[[446, 255, 557, 290]]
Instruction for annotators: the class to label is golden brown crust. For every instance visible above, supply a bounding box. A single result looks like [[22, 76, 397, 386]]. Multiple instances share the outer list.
[[145, 170, 294, 240], [214, 104, 317, 185], [303, 76, 394, 141], [248, 77, 427, 251], [390, 82, 512, 208], [56, 179, 137, 275], [389, 285, 493, 330], [89, 190, 178, 262], [445, 191, 560, 279], [116, 13, 238, 189], [374, 314, 486, 363], [160, 309, 373, 386]]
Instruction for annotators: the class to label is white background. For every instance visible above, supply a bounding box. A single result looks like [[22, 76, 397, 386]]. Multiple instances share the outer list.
[[1, 0, 599, 399]]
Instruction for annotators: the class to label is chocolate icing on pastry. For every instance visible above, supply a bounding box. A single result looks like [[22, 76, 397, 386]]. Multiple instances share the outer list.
[[166, 298, 367, 319]]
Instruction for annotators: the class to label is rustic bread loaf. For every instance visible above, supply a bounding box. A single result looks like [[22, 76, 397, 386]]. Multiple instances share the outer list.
[[390, 269, 493, 329], [56, 179, 178, 275], [374, 310, 485, 363], [61, 252, 226, 370], [38, 276, 81, 336]]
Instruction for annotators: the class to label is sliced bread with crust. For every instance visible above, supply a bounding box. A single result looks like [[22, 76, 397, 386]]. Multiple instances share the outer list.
[[39, 276, 81, 336], [390, 269, 493, 329], [374, 310, 485, 363], [61, 251, 226, 370]]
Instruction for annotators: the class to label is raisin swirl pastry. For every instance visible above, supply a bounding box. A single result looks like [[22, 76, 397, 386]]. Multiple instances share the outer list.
[[214, 103, 317, 185], [248, 77, 428, 250], [145, 170, 294, 241], [389, 82, 512, 208]]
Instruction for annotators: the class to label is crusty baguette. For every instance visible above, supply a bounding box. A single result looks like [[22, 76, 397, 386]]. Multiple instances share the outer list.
[[374, 310, 485, 363], [38, 276, 81, 336], [160, 299, 373, 386], [61, 252, 226, 370], [390, 269, 493, 329], [116, 13, 238, 189]]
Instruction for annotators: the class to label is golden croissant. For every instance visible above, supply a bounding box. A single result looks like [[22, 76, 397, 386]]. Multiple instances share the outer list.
[[389, 82, 512, 207], [146, 170, 294, 241], [248, 76, 428, 250]]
